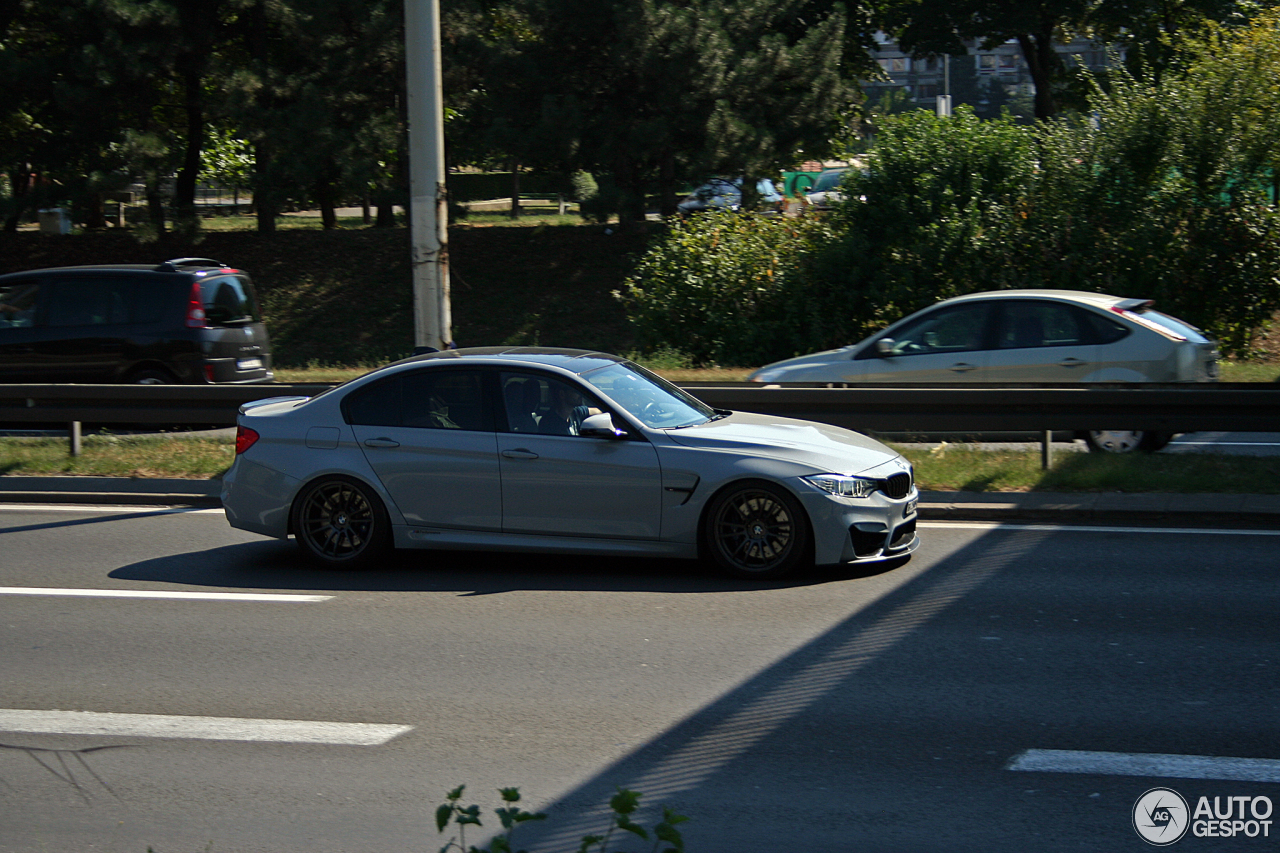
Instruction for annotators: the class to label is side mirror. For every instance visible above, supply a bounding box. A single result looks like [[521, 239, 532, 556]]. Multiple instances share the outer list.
[[875, 338, 895, 356], [579, 412, 627, 439]]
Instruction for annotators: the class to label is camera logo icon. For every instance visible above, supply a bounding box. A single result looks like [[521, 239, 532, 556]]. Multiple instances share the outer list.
[[1134, 787, 1190, 845]]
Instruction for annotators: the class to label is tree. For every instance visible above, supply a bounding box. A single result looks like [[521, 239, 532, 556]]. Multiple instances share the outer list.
[[478, 0, 877, 223], [879, 0, 1093, 120], [1024, 9, 1280, 354]]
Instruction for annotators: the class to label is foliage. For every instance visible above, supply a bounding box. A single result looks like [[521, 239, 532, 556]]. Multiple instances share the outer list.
[[1021, 11, 1280, 355], [471, 0, 876, 221], [618, 213, 834, 366], [435, 785, 687, 853], [622, 13, 1280, 362], [811, 107, 1037, 335]]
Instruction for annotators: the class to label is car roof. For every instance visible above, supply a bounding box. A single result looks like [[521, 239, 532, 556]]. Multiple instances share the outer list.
[[389, 346, 629, 375], [939, 289, 1131, 310], [0, 259, 240, 281]]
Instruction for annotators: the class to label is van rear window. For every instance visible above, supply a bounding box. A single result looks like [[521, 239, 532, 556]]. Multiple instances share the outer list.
[[200, 276, 260, 325]]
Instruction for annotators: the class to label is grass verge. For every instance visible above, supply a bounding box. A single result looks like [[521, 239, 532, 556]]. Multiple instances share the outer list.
[[3, 432, 1277, 493], [0, 433, 233, 480]]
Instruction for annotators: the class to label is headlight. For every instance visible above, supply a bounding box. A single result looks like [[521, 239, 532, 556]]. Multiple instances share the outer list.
[[804, 474, 876, 498]]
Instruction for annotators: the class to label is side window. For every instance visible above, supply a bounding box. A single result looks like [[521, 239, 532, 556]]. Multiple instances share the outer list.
[[882, 303, 992, 356], [46, 279, 134, 327], [344, 370, 491, 431], [0, 281, 40, 328], [402, 370, 489, 431], [996, 301, 1087, 349], [499, 372, 601, 436], [343, 375, 402, 427], [1078, 308, 1131, 345]]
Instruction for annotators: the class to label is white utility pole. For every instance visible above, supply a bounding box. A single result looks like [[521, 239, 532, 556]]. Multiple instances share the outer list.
[[936, 53, 952, 117], [404, 0, 452, 351]]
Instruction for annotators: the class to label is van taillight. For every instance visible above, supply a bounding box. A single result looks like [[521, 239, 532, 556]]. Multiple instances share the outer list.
[[235, 426, 260, 455], [184, 282, 206, 328]]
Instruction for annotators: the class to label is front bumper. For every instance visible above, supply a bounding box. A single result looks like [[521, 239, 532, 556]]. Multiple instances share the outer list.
[[797, 484, 920, 566]]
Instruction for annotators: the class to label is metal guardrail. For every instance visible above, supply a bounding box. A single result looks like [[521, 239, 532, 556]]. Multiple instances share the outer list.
[[1, 382, 1278, 432], [1, 381, 1276, 467]]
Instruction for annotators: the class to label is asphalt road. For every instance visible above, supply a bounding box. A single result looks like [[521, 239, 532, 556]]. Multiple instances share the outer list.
[[1, 506, 1277, 852]]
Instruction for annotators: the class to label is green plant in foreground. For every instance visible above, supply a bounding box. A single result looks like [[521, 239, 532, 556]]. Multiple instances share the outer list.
[[436, 785, 687, 853]]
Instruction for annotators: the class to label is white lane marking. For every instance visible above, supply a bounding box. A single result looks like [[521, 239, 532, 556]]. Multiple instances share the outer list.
[[921, 521, 1280, 536], [0, 504, 222, 514], [0, 710, 411, 746], [1171, 441, 1280, 447], [0, 587, 330, 603], [1008, 749, 1280, 783]]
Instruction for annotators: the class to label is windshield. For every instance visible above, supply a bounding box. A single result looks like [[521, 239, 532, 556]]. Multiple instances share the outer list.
[[813, 169, 847, 192], [579, 361, 716, 429]]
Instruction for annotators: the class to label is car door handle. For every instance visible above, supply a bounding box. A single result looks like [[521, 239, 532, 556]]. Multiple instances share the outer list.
[[1058, 358, 1087, 368], [949, 362, 979, 372], [363, 438, 400, 448], [502, 448, 539, 460]]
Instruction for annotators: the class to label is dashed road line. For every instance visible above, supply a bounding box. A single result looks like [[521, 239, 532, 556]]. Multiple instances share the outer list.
[[0, 587, 330, 602], [0, 710, 411, 745], [1008, 749, 1280, 783]]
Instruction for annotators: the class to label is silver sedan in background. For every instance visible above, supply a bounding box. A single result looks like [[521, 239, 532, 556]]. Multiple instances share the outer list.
[[750, 290, 1220, 452], [223, 348, 918, 579]]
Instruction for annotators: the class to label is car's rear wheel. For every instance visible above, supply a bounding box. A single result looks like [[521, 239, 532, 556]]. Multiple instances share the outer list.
[[703, 480, 810, 579], [291, 476, 391, 569], [128, 368, 172, 385], [1084, 430, 1170, 453]]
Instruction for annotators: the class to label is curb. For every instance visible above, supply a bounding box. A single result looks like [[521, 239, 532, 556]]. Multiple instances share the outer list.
[[0, 476, 221, 508]]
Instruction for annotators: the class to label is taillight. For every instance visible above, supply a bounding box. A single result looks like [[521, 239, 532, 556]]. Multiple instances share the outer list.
[[204, 364, 216, 383], [185, 281, 207, 328], [235, 426, 260, 455]]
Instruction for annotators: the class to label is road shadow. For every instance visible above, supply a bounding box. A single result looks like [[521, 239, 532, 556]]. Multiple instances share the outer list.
[[108, 539, 905, 595]]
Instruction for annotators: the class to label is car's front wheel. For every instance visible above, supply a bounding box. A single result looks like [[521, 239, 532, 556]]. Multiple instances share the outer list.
[[291, 476, 391, 569], [1084, 430, 1170, 453], [703, 480, 811, 579]]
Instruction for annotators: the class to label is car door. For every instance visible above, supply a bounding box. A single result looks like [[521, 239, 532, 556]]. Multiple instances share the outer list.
[[346, 367, 502, 531], [0, 279, 41, 382], [496, 371, 662, 539], [987, 299, 1098, 382], [849, 301, 994, 382], [31, 276, 135, 383]]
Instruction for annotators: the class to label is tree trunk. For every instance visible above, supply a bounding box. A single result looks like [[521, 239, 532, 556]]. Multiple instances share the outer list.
[[1016, 30, 1060, 120], [254, 142, 277, 233], [174, 66, 203, 227], [659, 150, 677, 219], [3, 167, 32, 232]]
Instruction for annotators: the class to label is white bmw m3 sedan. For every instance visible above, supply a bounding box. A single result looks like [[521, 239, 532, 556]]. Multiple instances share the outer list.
[[222, 348, 919, 579]]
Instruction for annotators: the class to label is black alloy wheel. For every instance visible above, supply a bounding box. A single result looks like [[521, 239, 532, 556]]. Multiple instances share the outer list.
[[291, 476, 391, 568], [704, 480, 810, 579]]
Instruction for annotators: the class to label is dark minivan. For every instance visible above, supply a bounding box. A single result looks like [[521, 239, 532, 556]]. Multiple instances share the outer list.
[[0, 258, 273, 384]]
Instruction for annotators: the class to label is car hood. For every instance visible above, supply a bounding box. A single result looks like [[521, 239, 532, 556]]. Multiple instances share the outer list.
[[747, 347, 857, 382], [664, 410, 900, 474]]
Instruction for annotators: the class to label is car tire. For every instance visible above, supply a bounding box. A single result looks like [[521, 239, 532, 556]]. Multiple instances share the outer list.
[[703, 480, 811, 580], [1084, 430, 1170, 453], [128, 368, 173, 385], [291, 476, 392, 569]]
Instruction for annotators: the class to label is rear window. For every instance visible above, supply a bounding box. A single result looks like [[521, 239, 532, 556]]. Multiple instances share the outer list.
[[1133, 309, 1212, 344], [200, 275, 261, 325]]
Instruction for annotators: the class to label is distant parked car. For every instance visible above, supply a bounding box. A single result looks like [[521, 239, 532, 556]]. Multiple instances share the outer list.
[[805, 167, 851, 212], [748, 290, 1220, 452], [678, 177, 783, 215], [223, 347, 919, 579], [0, 258, 273, 384]]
